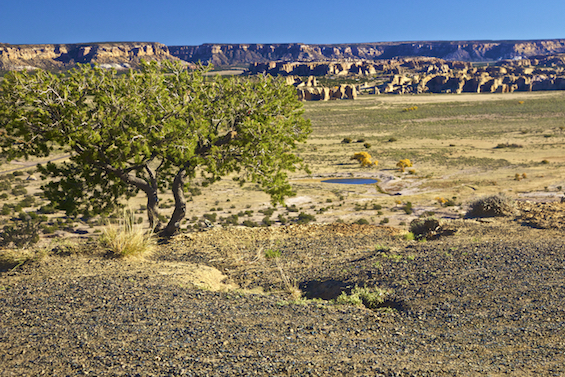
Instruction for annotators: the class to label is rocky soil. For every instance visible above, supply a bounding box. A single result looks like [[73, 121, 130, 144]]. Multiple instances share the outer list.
[[1, 219, 565, 376]]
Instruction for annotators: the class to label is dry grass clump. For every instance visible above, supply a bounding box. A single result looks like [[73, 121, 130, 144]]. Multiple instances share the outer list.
[[99, 210, 155, 258], [466, 194, 517, 218], [0, 248, 46, 271]]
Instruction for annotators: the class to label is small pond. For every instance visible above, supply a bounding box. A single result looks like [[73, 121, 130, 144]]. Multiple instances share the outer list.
[[321, 178, 378, 185]]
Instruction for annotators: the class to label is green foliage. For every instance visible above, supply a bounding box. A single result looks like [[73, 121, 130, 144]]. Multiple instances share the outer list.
[[335, 286, 390, 310], [264, 249, 282, 259], [296, 212, 316, 224], [0, 61, 311, 236], [0, 212, 42, 248]]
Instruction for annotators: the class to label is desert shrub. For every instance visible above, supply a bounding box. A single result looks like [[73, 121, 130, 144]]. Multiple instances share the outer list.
[[356, 138, 366, 143], [0, 213, 42, 248], [222, 214, 239, 226], [495, 143, 523, 149], [277, 214, 288, 224], [286, 204, 299, 212], [11, 185, 27, 196], [396, 159, 413, 172], [38, 204, 56, 214], [341, 137, 352, 144], [242, 220, 258, 227], [363, 143, 371, 149], [380, 218, 389, 224], [259, 208, 275, 216], [1, 205, 11, 216], [99, 210, 155, 258], [388, 137, 397, 142], [402, 202, 413, 214], [355, 218, 370, 225], [203, 213, 217, 223], [11, 171, 24, 177], [403, 106, 418, 112], [18, 195, 36, 208], [262, 216, 273, 226], [465, 194, 516, 218], [0, 193, 8, 200], [296, 212, 316, 224], [541, 159, 550, 164], [351, 151, 377, 167], [372, 204, 382, 210], [409, 217, 441, 240], [335, 286, 390, 310], [0, 180, 11, 191]]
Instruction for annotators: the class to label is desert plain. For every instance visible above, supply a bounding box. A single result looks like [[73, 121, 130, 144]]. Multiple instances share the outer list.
[[1, 89, 565, 376]]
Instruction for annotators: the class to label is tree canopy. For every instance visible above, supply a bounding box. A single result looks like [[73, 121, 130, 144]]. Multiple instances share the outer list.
[[0, 61, 311, 236]]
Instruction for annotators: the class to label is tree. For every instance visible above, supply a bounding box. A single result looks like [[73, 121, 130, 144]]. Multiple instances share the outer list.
[[351, 152, 377, 167], [0, 61, 311, 237]]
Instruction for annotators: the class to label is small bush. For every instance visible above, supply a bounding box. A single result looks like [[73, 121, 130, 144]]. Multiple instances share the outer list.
[[335, 286, 390, 310], [203, 213, 217, 223], [363, 142, 372, 149], [409, 217, 440, 240], [296, 212, 316, 224], [11, 185, 27, 196], [0, 213, 42, 248], [495, 143, 523, 149], [277, 214, 288, 224], [466, 194, 516, 218], [355, 218, 370, 225], [388, 137, 397, 142], [351, 151, 377, 167], [242, 220, 258, 227], [341, 137, 352, 144]]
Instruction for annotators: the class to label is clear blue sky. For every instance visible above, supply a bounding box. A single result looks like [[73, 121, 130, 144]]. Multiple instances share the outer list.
[[1, 0, 564, 46]]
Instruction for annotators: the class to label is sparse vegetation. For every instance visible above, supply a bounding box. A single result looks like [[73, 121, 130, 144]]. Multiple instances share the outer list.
[[466, 194, 516, 218]]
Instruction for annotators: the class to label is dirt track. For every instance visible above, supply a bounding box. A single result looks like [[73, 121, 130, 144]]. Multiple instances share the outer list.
[[1, 219, 565, 376]]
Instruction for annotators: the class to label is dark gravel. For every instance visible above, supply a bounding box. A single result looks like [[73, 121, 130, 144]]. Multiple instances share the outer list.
[[1, 221, 565, 376]]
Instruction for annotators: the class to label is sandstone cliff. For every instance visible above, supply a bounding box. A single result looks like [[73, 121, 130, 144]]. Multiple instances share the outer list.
[[169, 40, 565, 66], [0, 42, 178, 71]]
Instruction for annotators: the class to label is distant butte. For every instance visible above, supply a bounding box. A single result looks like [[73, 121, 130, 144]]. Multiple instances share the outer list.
[[2, 39, 565, 71]]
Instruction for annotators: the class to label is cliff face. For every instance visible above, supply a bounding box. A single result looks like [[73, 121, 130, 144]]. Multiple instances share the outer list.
[[169, 40, 565, 66], [0, 42, 177, 71]]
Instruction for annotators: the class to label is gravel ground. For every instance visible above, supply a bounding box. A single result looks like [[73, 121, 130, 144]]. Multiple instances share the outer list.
[[1, 220, 565, 376]]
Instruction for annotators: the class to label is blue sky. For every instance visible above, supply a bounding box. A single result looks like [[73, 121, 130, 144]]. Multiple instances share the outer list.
[[1, 0, 564, 45]]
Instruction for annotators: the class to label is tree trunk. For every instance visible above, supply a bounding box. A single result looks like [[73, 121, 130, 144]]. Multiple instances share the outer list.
[[159, 169, 187, 238], [146, 190, 161, 231]]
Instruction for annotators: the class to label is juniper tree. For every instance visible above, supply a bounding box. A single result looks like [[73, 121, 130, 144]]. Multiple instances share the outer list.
[[0, 61, 311, 237]]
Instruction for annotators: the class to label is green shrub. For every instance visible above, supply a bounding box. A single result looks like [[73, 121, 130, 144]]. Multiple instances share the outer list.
[[262, 216, 273, 226], [0, 213, 42, 248], [38, 204, 56, 214], [335, 286, 390, 310], [355, 218, 369, 225], [363, 143, 372, 149], [296, 212, 316, 224], [11, 185, 27, 196], [203, 213, 217, 223], [242, 220, 258, 227], [278, 214, 288, 224], [341, 137, 352, 144]]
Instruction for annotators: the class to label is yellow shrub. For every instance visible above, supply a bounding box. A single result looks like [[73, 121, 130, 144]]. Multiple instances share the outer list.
[[352, 152, 378, 167], [396, 159, 413, 172]]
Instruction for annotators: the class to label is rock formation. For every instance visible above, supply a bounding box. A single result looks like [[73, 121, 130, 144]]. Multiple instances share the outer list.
[[169, 40, 565, 66], [0, 42, 179, 71]]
